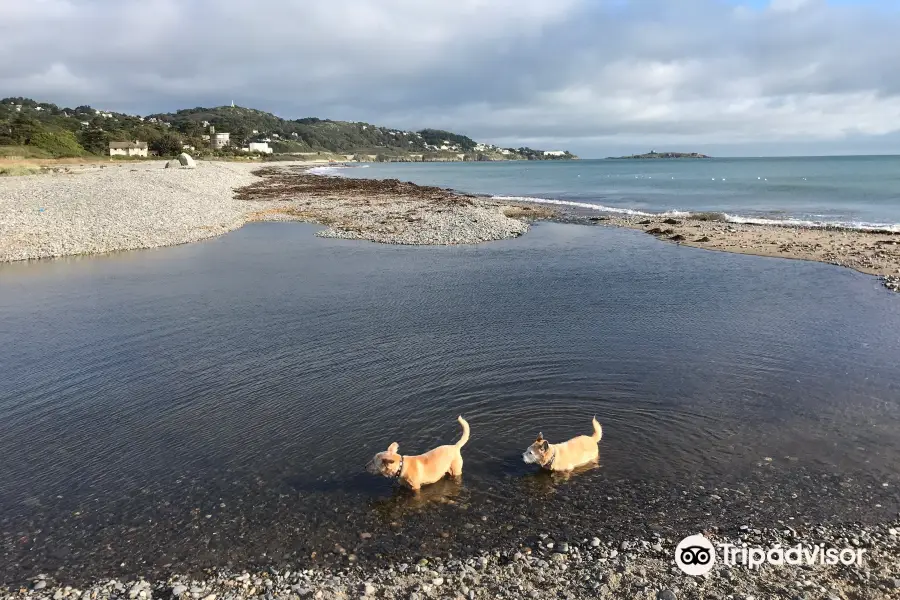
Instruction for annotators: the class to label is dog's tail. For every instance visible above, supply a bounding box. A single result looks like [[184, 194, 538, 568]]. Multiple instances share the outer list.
[[456, 416, 470, 447], [591, 416, 603, 442]]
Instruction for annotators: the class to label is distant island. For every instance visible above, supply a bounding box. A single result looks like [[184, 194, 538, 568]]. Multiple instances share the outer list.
[[607, 150, 710, 159], [0, 96, 577, 162]]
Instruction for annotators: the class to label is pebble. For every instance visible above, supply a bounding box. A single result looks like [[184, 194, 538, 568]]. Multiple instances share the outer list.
[[34, 582, 48, 590], [590, 537, 601, 547], [171, 585, 188, 597]]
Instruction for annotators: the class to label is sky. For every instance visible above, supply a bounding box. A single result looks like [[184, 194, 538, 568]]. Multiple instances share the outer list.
[[2, 0, 900, 157]]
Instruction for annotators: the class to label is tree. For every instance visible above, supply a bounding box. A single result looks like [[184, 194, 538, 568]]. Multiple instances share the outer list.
[[150, 133, 184, 156], [77, 128, 111, 155]]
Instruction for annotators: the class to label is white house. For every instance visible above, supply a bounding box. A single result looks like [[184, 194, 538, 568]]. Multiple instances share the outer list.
[[248, 142, 273, 154], [109, 141, 148, 157], [543, 150, 566, 157]]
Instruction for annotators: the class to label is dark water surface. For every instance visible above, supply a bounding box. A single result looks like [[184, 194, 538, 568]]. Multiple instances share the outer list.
[[1, 222, 899, 584]]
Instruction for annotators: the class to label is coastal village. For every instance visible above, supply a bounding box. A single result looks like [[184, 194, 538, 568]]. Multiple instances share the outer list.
[[0, 97, 576, 164]]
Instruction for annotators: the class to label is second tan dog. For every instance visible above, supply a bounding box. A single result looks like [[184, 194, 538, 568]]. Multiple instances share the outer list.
[[522, 417, 602, 472], [367, 416, 470, 491]]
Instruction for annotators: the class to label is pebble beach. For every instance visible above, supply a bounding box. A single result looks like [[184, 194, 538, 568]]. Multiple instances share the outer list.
[[4, 520, 900, 599], [0, 161, 538, 264]]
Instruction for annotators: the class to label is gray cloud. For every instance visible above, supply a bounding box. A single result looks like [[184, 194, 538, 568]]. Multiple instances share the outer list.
[[2, 0, 900, 156]]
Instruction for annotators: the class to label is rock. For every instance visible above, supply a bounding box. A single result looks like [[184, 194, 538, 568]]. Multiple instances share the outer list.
[[670, 234, 685, 242], [551, 553, 567, 564], [657, 589, 677, 600], [361, 582, 376, 596], [619, 541, 630, 551], [637, 219, 652, 225], [558, 542, 569, 553], [53, 591, 64, 600], [432, 577, 444, 586], [164, 159, 181, 169], [889, 528, 898, 536], [359, 532, 373, 540], [177, 153, 196, 168], [590, 538, 601, 548], [886, 579, 900, 590], [695, 236, 710, 242], [663, 218, 681, 225], [171, 585, 188, 597], [609, 549, 619, 559], [651, 542, 663, 553], [34, 581, 48, 590]]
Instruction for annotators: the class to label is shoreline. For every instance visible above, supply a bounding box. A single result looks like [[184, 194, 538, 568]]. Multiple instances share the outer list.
[[1, 160, 898, 292], [4, 518, 899, 598]]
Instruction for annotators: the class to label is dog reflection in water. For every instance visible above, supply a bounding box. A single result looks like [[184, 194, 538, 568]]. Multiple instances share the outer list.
[[367, 416, 469, 491]]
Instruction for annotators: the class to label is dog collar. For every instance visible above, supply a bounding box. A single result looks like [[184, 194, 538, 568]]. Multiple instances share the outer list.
[[392, 455, 405, 479], [542, 449, 557, 470]]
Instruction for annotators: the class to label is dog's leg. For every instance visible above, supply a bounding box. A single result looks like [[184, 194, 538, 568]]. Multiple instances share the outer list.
[[448, 455, 463, 477]]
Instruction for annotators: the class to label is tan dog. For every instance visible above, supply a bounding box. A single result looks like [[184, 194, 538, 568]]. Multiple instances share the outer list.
[[367, 416, 470, 491], [522, 417, 602, 472]]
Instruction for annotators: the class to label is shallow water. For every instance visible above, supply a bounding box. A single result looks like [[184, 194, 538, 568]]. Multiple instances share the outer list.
[[1, 222, 899, 583], [321, 156, 900, 230]]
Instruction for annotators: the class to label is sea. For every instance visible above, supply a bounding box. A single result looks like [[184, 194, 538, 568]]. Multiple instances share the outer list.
[[311, 156, 900, 231]]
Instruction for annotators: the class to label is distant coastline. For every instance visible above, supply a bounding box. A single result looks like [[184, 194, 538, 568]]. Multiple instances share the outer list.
[[607, 151, 710, 159]]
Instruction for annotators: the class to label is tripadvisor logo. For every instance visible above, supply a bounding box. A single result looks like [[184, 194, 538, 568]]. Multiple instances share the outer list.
[[675, 534, 716, 576], [674, 533, 867, 575]]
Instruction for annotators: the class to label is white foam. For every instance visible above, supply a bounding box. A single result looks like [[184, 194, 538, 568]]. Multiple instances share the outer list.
[[307, 166, 347, 176], [491, 196, 688, 217], [493, 195, 900, 232]]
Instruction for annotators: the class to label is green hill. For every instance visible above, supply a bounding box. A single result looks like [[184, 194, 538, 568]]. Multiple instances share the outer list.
[[1, 97, 577, 161]]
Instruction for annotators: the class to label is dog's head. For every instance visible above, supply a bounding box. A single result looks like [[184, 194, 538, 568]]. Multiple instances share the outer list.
[[522, 433, 551, 465], [367, 442, 402, 477]]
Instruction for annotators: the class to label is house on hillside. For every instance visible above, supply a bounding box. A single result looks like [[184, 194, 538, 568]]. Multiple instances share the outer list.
[[247, 142, 273, 154], [109, 141, 148, 157], [543, 150, 566, 157]]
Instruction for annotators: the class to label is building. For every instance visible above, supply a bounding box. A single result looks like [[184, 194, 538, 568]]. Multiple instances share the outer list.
[[543, 150, 566, 157], [109, 141, 148, 157], [247, 142, 273, 154], [210, 132, 230, 149]]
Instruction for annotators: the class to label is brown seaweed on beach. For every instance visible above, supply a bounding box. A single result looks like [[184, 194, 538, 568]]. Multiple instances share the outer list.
[[234, 168, 474, 206]]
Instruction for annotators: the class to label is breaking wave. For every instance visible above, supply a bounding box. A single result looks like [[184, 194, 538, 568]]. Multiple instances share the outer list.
[[492, 195, 900, 233]]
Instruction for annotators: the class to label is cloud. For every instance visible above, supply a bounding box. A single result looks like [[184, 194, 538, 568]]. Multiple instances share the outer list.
[[1, 0, 899, 155]]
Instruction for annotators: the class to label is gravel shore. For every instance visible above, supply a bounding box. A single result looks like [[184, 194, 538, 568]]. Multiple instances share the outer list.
[[234, 166, 541, 245], [0, 161, 259, 262], [0, 162, 546, 263], [4, 519, 899, 599]]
